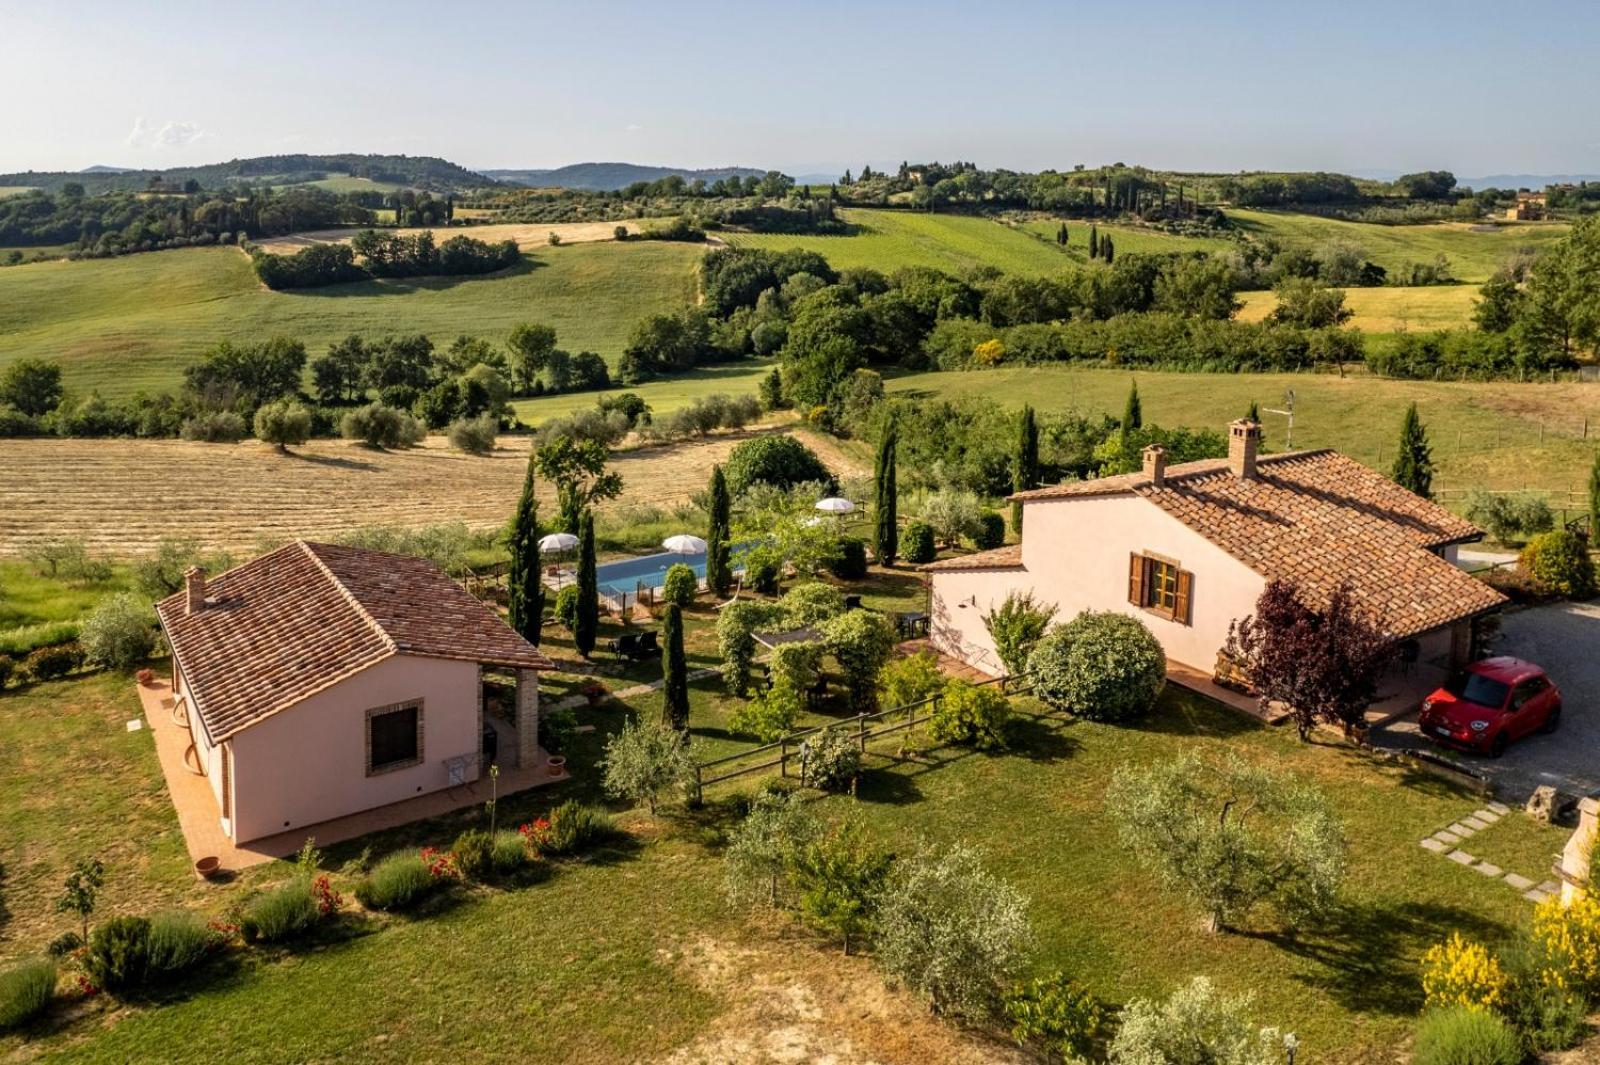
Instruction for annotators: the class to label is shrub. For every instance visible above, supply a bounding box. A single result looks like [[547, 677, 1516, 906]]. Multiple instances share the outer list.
[[341, 402, 423, 449], [983, 591, 1057, 676], [1027, 611, 1166, 722], [1530, 891, 1600, 999], [1467, 490, 1555, 545], [820, 610, 898, 711], [1108, 977, 1282, 1065], [973, 510, 1006, 550], [242, 878, 320, 941], [662, 563, 698, 607], [830, 536, 868, 579], [0, 958, 55, 1031], [878, 649, 947, 710], [723, 435, 832, 496], [743, 544, 782, 595], [554, 584, 581, 630], [723, 790, 822, 910], [730, 681, 804, 742], [446, 413, 498, 455], [601, 719, 695, 815], [787, 816, 892, 954], [490, 830, 529, 873], [797, 726, 862, 792], [1413, 1007, 1522, 1065], [779, 582, 846, 627], [875, 844, 1032, 1018], [930, 680, 1011, 750], [452, 829, 493, 881], [78, 593, 157, 669], [715, 599, 786, 695], [85, 916, 152, 992], [1507, 980, 1588, 1054], [769, 639, 825, 693], [147, 910, 215, 974], [0, 655, 15, 690], [25, 643, 82, 682], [542, 800, 617, 855], [45, 932, 81, 958], [1003, 971, 1103, 1061], [179, 411, 247, 443], [1521, 530, 1597, 599], [538, 703, 578, 755], [899, 520, 936, 564], [355, 854, 436, 912], [252, 398, 313, 451]]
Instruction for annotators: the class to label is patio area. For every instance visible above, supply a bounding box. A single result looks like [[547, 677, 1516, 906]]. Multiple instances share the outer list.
[[136, 675, 568, 872]]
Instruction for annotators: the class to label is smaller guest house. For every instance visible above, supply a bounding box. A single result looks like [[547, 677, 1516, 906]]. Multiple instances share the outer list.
[[157, 541, 552, 845], [927, 420, 1506, 682]]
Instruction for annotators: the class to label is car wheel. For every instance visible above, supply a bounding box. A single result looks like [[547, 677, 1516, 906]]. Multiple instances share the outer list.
[[1541, 706, 1561, 734], [1489, 733, 1509, 758]]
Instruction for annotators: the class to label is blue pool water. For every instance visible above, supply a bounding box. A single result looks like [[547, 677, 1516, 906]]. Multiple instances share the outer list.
[[595, 544, 752, 601]]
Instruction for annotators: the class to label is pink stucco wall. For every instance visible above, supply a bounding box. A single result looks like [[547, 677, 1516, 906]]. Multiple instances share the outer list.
[[224, 655, 484, 843], [931, 494, 1268, 674], [173, 659, 229, 819]]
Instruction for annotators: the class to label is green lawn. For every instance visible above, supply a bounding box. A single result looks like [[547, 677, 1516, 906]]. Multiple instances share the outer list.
[[0, 242, 701, 399], [0, 560, 131, 632], [1228, 210, 1570, 283], [890, 364, 1600, 502], [510, 361, 776, 425]]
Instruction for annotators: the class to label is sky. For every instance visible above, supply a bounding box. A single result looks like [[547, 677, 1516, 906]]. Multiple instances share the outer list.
[[3, 0, 1597, 180]]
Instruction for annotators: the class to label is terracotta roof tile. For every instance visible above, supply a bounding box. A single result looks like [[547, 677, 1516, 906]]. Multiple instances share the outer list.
[[1009, 450, 1504, 639], [922, 544, 1025, 572], [157, 541, 551, 741]]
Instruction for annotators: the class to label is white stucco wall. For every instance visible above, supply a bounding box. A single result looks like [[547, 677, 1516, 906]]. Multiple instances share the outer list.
[[931, 494, 1268, 674], [225, 655, 482, 843]]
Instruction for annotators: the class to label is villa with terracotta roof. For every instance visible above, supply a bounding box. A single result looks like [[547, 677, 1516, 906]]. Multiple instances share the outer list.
[[926, 420, 1506, 684], [155, 540, 552, 845]]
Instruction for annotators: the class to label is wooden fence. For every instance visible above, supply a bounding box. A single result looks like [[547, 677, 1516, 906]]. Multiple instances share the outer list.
[[692, 671, 1023, 799]]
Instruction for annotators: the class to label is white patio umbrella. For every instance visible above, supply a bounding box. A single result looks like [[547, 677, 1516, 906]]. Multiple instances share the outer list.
[[538, 532, 579, 553], [814, 496, 856, 515], [662, 534, 708, 554]]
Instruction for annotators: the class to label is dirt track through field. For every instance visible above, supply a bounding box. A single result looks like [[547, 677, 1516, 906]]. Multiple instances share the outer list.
[[0, 429, 865, 557], [253, 220, 665, 254]]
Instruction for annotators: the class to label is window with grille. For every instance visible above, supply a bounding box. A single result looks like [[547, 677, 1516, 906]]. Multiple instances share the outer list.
[[1128, 552, 1193, 624]]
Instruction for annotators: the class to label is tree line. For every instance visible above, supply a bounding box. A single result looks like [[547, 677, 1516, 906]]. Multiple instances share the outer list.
[[252, 230, 520, 289]]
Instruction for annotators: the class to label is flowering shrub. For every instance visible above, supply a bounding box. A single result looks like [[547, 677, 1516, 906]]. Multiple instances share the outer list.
[[1531, 891, 1600, 998], [519, 817, 553, 855], [311, 875, 343, 917], [1421, 933, 1510, 1012], [797, 726, 862, 792], [420, 846, 460, 881]]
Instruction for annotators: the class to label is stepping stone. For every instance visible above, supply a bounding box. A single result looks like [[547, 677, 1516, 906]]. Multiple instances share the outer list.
[[1447, 849, 1476, 865], [1525, 889, 1551, 903], [1504, 873, 1535, 890], [1538, 880, 1560, 894], [1473, 862, 1503, 877], [1474, 808, 1501, 823], [1420, 838, 1448, 853], [125, 718, 145, 732], [1463, 816, 1491, 831], [1448, 822, 1476, 837], [1488, 801, 1511, 815], [1434, 830, 1461, 844]]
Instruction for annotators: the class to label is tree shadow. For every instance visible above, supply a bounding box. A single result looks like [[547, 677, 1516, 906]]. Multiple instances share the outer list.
[[853, 766, 925, 806], [284, 450, 380, 473], [1006, 714, 1081, 763], [281, 256, 548, 299], [1239, 898, 1515, 1018]]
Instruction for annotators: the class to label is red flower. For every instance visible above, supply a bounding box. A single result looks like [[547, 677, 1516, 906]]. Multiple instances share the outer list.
[[312, 874, 344, 916], [74, 974, 99, 998]]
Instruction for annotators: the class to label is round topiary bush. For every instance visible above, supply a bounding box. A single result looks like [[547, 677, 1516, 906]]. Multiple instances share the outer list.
[[1413, 1006, 1521, 1065], [661, 563, 698, 607], [797, 726, 862, 792], [899, 521, 936, 565], [972, 511, 1006, 550], [1521, 530, 1597, 599], [723, 435, 832, 496], [1027, 611, 1166, 723], [830, 537, 869, 579]]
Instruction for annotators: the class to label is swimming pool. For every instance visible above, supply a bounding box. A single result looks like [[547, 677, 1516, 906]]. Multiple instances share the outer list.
[[594, 544, 752, 602]]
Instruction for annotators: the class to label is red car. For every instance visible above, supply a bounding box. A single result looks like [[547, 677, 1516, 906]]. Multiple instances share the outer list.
[[1419, 657, 1562, 758]]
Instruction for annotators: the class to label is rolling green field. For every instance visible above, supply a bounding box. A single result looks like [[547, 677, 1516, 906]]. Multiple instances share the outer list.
[[1228, 209, 1569, 282], [299, 175, 404, 195], [1011, 216, 1234, 260], [0, 186, 38, 198], [891, 365, 1600, 500], [509, 360, 775, 424], [0, 243, 700, 398]]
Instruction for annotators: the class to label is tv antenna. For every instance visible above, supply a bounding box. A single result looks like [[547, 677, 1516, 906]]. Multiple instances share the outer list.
[[1264, 389, 1295, 449]]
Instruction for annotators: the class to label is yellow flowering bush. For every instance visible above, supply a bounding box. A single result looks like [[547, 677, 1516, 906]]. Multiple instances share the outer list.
[[972, 339, 1006, 366], [1421, 933, 1510, 1012], [1531, 891, 1600, 999]]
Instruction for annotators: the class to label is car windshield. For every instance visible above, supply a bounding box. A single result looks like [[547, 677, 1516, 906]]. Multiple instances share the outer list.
[[1445, 672, 1510, 709]]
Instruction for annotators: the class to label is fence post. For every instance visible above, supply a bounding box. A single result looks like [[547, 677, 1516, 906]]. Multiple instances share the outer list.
[[780, 737, 787, 777], [858, 711, 867, 752]]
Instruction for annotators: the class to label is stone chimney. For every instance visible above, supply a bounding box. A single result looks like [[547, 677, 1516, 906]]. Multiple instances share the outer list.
[[1142, 444, 1167, 487], [184, 567, 207, 616], [1227, 419, 1260, 480]]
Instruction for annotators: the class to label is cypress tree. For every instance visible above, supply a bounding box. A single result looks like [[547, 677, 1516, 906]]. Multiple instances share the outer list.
[[507, 450, 543, 645], [1103, 235, 1115, 264], [1012, 405, 1039, 534], [1088, 226, 1099, 258], [706, 465, 732, 597], [661, 603, 689, 731], [574, 509, 598, 657], [1391, 403, 1435, 499], [1588, 451, 1600, 542], [874, 421, 898, 565], [1121, 380, 1142, 440]]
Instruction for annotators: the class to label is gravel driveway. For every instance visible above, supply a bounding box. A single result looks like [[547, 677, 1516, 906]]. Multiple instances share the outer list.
[[1376, 601, 1600, 802]]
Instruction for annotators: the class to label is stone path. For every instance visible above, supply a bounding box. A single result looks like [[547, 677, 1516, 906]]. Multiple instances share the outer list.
[[1417, 801, 1561, 903], [546, 667, 720, 713]]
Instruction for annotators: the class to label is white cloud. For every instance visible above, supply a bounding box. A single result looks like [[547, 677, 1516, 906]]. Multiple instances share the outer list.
[[125, 116, 212, 150], [624, 123, 644, 133]]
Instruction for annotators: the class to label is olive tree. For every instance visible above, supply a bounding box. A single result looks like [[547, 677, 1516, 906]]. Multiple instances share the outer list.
[[722, 790, 821, 910], [252, 398, 313, 452], [600, 718, 694, 817], [1109, 977, 1285, 1065], [1106, 752, 1347, 934], [79, 594, 158, 669]]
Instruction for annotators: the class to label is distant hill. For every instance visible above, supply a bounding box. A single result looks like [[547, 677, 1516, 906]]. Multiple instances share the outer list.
[[1458, 173, 1600, 189], [81, 164, 134, 174], [0, 154, 496, 195], [482, 162, 766, 191]]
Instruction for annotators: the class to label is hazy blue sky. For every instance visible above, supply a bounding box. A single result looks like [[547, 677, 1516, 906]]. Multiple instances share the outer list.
[[4, 0, 1596, 178]]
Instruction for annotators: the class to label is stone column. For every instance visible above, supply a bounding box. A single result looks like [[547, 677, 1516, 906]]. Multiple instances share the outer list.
[[1449, 620, 1473, 671], [515, 668, 541, 770], [1561, 797, 1598, 906]]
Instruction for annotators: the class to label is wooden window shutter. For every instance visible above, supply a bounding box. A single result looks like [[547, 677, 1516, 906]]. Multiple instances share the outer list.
[[1127, 552, 1146, 607], [1173, 569, 1193, 625]]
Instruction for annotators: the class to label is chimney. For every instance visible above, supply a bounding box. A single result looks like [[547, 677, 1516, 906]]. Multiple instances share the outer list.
[[1142, 444, 1167, 487], [1228, 419, 1260, 480], [185, 566, 207, 615]]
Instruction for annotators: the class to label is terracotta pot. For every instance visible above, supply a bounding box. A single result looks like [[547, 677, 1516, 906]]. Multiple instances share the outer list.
[[546, 756, 568, 776], [195, 856, 221, 879], [136, 669, 156, 687]]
